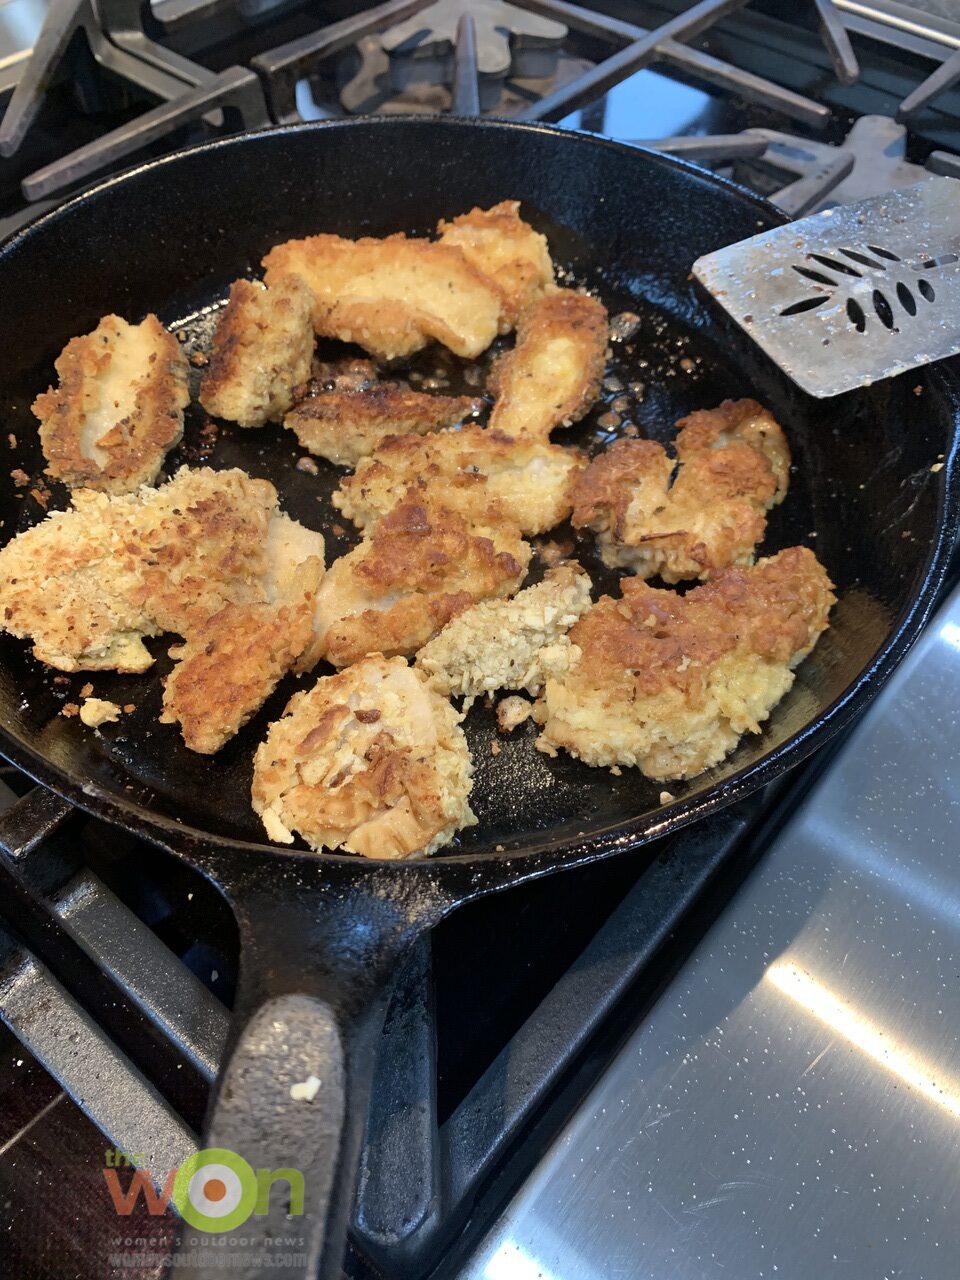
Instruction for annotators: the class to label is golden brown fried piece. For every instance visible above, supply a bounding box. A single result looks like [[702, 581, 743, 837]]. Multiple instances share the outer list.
[[314, 493, 530, 668], [572, 399, 790, 583], [536, 547, 834, 782], [416, 562, 592, 702], [252, 655, 476, 858], [333, 425, 585, 536], [199, 276, 314, 427], [437, 201, 555, 329], [33, 314, 189, 495], [0, 467, 324, 685], [487, 291, 608, 439], [159, 592, 315, 755], [263, 233, 502, 361], [285, 382, 480, 468]]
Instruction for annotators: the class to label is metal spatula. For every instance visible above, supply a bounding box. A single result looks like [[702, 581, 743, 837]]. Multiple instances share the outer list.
[[693, 176, 960, 398]]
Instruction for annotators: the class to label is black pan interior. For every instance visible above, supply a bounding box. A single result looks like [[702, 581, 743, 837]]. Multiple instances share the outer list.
[[0, 119, 953, 858]]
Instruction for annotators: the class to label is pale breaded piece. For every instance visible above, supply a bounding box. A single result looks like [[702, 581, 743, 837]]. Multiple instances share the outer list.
[[33, 314, 189, 495], [487, 291, 608, 439], [572, 399, 790, 583], [314, 493, 530, 668], [199, 276, 314, 427], [416, 562, 592, 701], [333, 425, 585, 535], [536, 547, 834, 782], [252, 655, 476, 858], [285, 382, 480, 468], [262, 233, 502, 361], [0, 490, 159, 672], [0, 467, 324, 681], [437, 201, 555, 329]]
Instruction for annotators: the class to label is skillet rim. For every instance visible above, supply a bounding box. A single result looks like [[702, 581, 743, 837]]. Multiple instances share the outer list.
[[0, 115, 957, 876]]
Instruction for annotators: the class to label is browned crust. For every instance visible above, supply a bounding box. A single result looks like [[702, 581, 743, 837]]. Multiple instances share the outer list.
[[569, 547, 834, 702], [160, 597, 315, 754], [262, 232, 503, 360], [487, 291, 609, 439], [571, 399, 790, 581], [319, 494, 530, 667], [436, 200, 555, 329], [285, 383, 480, 467], [33, 314, 189, 494], [333, 424, 585, 534], [199, 276, 315, 427]]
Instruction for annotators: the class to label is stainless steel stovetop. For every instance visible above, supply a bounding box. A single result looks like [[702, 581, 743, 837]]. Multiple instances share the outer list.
[[1, 3, 959, 1278]]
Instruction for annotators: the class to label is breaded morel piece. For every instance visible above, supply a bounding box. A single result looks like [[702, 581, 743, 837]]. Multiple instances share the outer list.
[[416, 562, 592, 701], [437, 201, 554, 329], [252, 655, 476, 858], [262, 232, 502, 361], [572, 399, 790, 582], [333, 425, 585, 536], [199, 276, 314, 427], [285, 381, 480, 468], [313, 493, 531, 668], [487, 291, 608, 439], [536, 547, 834, 782], [33, 313, 189, 495], [0, 466, 324, 678]]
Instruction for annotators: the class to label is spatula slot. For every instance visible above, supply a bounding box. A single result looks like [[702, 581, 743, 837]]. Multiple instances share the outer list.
[[846, 298, 867, 332]]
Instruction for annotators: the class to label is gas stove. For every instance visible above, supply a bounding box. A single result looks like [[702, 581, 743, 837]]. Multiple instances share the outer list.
[[0, 3, 958, 1278]]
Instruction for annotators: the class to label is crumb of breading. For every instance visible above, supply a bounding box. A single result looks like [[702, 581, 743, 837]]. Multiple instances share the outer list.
[[659, 790, 675, 804], [572, 399, 789, 582], [537, 538, 573, 567], [286, 382, 479, 468], [0, 466, 324, 687], [190, 351, 208, 368], [931, 462, 944, 473], [609, 765, 622, 776], [314, 493, 529, 668], [79, 697, 121, 728], [7, 433, 15, 447], [200, 276, 314, 427], [53, 675, 69, 685], [536, 547, 834, 781], [296, 456, 320, 475], [490, 739, 502, 755], [252, 655, 476, 858], [33, 314, 189, 494], [333, 425, 585, 535], [123, 703, 135, 713], [496, 695, 533, 732], [11, 469, 29, 487], [416, 563, 592, 700], [79, 682, 93, 698], [61, 703, 79, 717], [436, 201, 555, 329], [160, 595, 316, 754], [263, 233, 502, 361], [488, 291, 608, 439]]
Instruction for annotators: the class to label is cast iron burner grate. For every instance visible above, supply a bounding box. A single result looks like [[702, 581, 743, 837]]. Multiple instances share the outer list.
[[0, 755, 829, 1278]]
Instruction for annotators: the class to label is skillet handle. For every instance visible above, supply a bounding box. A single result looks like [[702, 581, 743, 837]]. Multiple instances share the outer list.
[[169, 861, 454, 1280]]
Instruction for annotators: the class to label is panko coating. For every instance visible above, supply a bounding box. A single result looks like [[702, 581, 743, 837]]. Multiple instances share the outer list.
[[572, 398, 790, 582], [252, 655, 476, 858], [536, 547, 834, 782], [333, 425, 585, 536], [487, 291, 608, 440], [416, 562, 592, 701], [436, 201, 555, 329], [199, 276, 314, 427], [33, 313, 189, 494], [313, 493, 530, 668], [262, 232, 502, 361]]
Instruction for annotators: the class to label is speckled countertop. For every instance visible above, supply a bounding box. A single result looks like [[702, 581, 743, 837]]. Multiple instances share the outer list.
[[463, 578, 960, 1280]]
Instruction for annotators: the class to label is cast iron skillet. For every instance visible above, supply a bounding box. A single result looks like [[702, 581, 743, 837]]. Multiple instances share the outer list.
[[0, 118, 957, 1276]]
